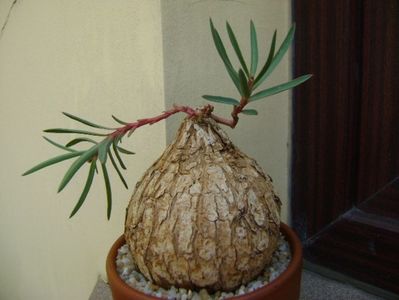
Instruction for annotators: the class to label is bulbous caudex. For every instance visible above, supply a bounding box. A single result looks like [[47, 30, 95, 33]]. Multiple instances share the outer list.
[[125, 117, 281, 292]]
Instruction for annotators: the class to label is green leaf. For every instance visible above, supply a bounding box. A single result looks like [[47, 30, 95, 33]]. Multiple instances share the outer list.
[[112, 115, 129, 125], [202, 95, 240, 106], [43, 136, 76, 152], [253, 24, 296, 90], [226, 21, 249, 77], [98, 140, 111, 164], [238, 69, 250, 98], [117, 146, 135, 155], [69, 159, 97, 218], [44, 128, 108, 137], [113, 140, 126, 170], [63, 112, 115, 130], [113, 135, 122, 145], [209, 19, 242, 95], [108, 150, 128, 189], [101, 163, 112, 220], [58, 146, 98, 193], [22, 151, 83, 176], [255, 30, 277, 86], [127, 128, 135, 137], [250, 74, 312, 102], [241, 109, 258, 115], [250, 20, 258, 76], [66, 137, 98, 147]]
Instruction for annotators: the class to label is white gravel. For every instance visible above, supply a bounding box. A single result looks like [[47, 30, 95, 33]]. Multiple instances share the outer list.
[[116, 234, 291, 299]]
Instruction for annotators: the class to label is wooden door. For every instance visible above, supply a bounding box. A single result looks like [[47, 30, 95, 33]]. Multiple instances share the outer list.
[[292, 0, 399, 297]]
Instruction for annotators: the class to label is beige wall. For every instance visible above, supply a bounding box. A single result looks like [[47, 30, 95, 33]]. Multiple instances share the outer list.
[[162, 0, 292, 222], [0, 0, 292, 299], [0, 0, 165, 299]]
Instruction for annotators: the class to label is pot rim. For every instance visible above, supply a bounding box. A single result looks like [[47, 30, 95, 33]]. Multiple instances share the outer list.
[[106, 222, 302, 299]]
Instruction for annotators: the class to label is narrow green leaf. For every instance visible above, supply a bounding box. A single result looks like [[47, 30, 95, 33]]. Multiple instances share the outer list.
[[66, 137, 98, 147], [108, 150, 128, 189], [58, 146, 98, 193], [255, 30, 277, 86], [44, 128, 108, 137], [98, 140, 111, 164], [210, 19, 242, 95], [99, 138, 113, 163], [250, 74, 312, 102], [209, 19, 233, 69], [253, 24, 296, 90], [241, 109, 258, 115], [113, 140, 126, 170], [202, 95, 240, 106], [117, 146, 135, 155], [226, 21, 249, 77], [127, 128, 135, 137], [112, 115, 129, 125], [69, 159, 97, 218], [22, 151, 83, 176], [250, 20, 258, 76], [63, 112, 115, 130], [43, 136, 76, 152], [101, 163, 112, 220], [238, 69, 250, 98]]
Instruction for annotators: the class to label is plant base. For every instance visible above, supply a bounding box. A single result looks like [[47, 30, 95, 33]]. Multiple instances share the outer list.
[[106, 223, 303, 300]]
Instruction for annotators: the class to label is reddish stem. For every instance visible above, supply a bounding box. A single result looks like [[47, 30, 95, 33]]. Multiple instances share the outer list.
[[211, 78, 253, 129], [109, 105, 197, 139], [109, 78, 254, 138]]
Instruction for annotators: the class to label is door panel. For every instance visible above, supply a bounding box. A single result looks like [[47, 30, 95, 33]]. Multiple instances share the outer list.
[[359, 178, 399, 220], [292, 0, 399, 296], [357, 0, 399, 203], [292, 0, 363, 239]]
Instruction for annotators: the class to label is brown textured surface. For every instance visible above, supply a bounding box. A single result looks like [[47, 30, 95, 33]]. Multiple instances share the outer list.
[[124, 117, 281, 291]]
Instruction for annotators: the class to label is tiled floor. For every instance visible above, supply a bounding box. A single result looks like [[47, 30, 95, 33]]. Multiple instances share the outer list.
[[90, 270, 386, 300], [299, 271, 384, 300]]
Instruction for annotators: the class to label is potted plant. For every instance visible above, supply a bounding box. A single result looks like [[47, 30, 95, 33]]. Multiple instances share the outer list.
[[23, 19, 311, 299]]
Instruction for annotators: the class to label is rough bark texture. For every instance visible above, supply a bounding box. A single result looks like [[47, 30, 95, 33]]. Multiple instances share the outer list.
[[124, 117, 281, 292]]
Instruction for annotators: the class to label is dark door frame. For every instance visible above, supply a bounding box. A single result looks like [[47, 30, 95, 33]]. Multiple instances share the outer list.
[[291, 1, 399, 298]]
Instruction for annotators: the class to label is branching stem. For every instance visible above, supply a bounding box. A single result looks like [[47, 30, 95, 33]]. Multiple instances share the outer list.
[[211, 78, 253, 128], [109, 105, 196, 139], [109, 79, 254, 139]]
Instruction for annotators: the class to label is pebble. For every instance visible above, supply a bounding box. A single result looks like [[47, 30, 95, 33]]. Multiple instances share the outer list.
[[199, 288, 210, 299], [116, 233, 291, 299]]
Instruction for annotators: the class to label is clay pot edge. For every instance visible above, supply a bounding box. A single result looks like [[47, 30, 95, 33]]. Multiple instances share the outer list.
[[106, 223, 303, 300]]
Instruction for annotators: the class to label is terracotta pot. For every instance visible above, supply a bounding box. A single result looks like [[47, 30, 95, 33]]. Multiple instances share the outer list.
[[106, 223, 303, 300]]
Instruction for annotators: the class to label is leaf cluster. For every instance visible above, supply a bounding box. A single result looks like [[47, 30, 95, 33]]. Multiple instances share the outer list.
[[203, 19, 312, 115], [23, 20, 312, 219], [22, 113, 135, 219]]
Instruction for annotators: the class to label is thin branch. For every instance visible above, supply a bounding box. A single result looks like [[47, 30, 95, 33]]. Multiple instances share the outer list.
[[109, 105, 198, 139], [209, 78, 254, 129], [108, 82, 255, 140]]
